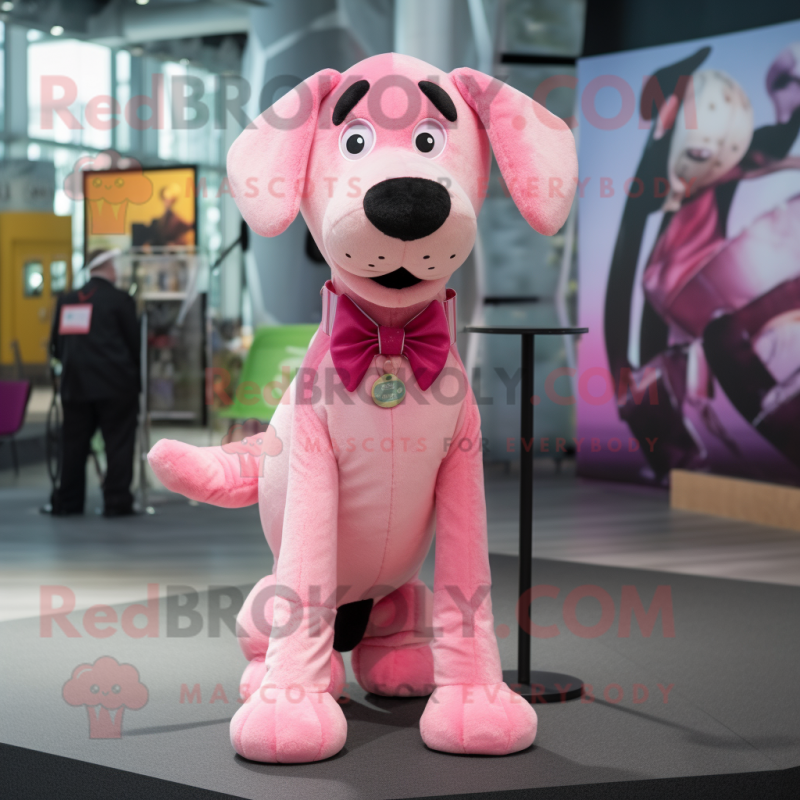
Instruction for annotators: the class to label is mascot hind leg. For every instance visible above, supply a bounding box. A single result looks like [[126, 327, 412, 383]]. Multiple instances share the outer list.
[[352, 579, 435, 697]]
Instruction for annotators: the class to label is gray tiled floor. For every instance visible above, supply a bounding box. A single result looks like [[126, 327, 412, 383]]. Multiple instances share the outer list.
[[2, 444, 800, 797], [1, 557, 798, 798], [1, 452, 799, 623], [484, 465, 800, 586]]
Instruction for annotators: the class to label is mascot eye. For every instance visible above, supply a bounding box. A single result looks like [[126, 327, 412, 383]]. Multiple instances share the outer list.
[[347, 135, 365, 153], [416, 132, 435, 152], [92, 177, 102, 188], [115, 178, 124, 187], [90, 684, 100, 693], [339, 120, 375, 161], [412, 119, 446, 159], [112, 684, 121, 694]]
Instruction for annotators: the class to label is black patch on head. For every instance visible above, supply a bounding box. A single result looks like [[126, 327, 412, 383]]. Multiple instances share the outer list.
[[418, 81, 457, 122], [333, 80, 370, 126]]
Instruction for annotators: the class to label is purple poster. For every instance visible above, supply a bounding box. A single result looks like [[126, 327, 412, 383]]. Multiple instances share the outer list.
[[576, 21, 800, 486]]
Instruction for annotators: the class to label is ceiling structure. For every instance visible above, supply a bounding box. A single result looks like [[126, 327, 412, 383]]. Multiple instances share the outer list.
[[0, 0, 263, 73]]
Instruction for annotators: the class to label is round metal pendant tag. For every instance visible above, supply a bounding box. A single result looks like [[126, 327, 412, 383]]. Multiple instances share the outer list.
[[372, 373, 406, 408]]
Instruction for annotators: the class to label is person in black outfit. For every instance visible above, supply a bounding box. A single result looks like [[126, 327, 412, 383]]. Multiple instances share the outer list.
[[46, 249, 141, 516]]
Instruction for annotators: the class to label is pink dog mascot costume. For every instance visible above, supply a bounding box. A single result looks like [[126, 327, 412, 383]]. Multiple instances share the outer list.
[[148, 53, 577, 762]]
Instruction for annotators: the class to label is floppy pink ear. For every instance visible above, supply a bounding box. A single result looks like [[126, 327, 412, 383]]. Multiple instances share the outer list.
[[227, 68, 341, 237], [451, 68, 577, 236]]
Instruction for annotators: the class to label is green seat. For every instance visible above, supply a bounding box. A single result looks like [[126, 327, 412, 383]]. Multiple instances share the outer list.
[[218, 324, 318, 422]]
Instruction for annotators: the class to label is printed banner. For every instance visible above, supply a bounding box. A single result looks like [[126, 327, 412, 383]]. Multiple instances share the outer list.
[[576, 21, 800, 485]]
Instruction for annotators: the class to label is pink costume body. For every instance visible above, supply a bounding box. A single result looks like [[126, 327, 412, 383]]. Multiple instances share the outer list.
[[147, 52, 578, 763], [259, 282, 463, 604]]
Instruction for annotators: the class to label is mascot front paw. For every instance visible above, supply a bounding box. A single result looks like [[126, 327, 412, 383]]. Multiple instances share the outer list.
[[230, 686, 347, 763], [420, 683, 536, 755]]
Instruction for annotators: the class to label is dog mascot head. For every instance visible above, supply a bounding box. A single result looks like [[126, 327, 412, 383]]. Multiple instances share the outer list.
[[228, 53, 577, 309]]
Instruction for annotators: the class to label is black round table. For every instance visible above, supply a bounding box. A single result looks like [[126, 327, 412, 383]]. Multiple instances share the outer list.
[[466, 325, 588, 702]]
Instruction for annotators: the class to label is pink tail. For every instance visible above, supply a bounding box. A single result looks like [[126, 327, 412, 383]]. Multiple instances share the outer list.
[[147, 439, 259, 507]]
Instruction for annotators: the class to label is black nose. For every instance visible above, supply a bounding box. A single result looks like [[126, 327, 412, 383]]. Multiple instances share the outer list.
[[363, 178, 451, 241]]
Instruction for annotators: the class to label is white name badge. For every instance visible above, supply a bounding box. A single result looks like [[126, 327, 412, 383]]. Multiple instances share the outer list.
[[59, 304, 93, 335]]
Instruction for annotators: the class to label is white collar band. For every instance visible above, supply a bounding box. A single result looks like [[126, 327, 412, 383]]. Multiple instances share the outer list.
[[320, 280, 457, 346]]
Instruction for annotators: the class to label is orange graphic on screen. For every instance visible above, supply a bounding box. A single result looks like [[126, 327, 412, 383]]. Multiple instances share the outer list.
[[86, 171, 154, 235]]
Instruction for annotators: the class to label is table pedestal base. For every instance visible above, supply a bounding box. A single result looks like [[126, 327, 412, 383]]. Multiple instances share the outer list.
[[503, 669, 584, 703], [466, 325, 589, 707]]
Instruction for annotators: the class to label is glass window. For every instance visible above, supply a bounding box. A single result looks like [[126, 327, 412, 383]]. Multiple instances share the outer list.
[[28, 38, 112, 149], [158, 62, 224, 165], [23, 261, 44, 296], [70, 199, 85, 288], [116, 48, 130, 83], [50, 260, 68, 293], [73, 252, 87, 289], [0, 21, 5, 131], [115, 50, 132, 152], [504, 0, 586, 56]]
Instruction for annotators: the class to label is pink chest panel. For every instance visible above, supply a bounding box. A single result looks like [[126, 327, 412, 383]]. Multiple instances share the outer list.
[[319, 349, 467, 595]]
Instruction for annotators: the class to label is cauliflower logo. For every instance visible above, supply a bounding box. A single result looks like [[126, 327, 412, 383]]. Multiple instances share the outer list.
[[62, 656, 148, 739], [64, 149, 154, 235], [221, 421, 283, 477]]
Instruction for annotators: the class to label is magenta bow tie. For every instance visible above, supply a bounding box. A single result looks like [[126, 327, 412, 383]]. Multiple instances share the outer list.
[[325, 288, 455, 392]]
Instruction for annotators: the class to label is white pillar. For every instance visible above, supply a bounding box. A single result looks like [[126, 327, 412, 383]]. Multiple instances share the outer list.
[[394, 0, 460, 71], [4, 25, 28, 158]]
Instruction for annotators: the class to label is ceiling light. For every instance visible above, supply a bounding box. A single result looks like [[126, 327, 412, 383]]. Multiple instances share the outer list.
[[1, 2, 14, 13], [180, 58, 190, 66], [50, 25, 64, 36], [136, 0, 150, 5]]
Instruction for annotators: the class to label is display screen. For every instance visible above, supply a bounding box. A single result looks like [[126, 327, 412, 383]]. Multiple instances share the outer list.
[[84, 166, 197, 254], [576, 20, 800, 486]]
